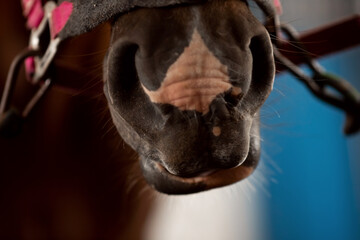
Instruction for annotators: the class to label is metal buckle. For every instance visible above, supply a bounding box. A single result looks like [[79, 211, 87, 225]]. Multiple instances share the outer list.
[[28, 1, 60, 84], [0, 49, 52, 138], [0, 1, 60, 137]]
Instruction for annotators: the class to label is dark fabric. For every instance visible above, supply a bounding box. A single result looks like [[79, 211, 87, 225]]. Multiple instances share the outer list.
[[58, 0, 207, 39], [58, 0, 275, 39]]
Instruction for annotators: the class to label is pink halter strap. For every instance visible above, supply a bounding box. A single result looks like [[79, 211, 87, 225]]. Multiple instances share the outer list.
[[273, 0, 283, 15], [21, 0, 73, 82], [22, 0, 44, 29], [50, 1, 73, 39], [22, 0, 73, 38]]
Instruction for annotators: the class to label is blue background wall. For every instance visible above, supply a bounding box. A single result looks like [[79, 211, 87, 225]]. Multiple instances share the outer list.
[[262, 46, 360, 240], [258, 1, 360, 239]]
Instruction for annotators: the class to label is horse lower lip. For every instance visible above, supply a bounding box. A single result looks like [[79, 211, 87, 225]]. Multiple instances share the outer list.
[[196, 169, 219, 177], [154, 161, 226, 181], [144, 158, 254, 194], [154, 161, 208, 182]]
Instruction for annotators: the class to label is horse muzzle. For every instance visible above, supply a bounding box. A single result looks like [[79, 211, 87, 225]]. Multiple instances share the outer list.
[[103, 0, 274, 194]]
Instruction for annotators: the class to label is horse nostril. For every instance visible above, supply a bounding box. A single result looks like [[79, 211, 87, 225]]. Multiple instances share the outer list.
[[248, 33, 275, 97], [224, 86, 243, 107], [210, 98, 230, 121]]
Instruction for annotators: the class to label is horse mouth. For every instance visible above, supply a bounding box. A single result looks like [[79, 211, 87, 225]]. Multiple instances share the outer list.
[[141, 156, 254, 195]]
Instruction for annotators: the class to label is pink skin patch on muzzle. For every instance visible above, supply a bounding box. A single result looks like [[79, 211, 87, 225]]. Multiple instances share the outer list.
[[142, 29, 239, 114]]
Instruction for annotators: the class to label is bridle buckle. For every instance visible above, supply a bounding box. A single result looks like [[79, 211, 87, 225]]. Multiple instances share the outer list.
[[0, 49, 52, 138], [27, 1, 61, 84]]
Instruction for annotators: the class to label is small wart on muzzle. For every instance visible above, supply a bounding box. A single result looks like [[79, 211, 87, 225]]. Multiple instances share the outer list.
[[141, 29, 234, 114]]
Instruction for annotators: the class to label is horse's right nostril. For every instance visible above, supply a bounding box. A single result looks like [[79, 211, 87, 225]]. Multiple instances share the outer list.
[[248, 33, 275, 95]]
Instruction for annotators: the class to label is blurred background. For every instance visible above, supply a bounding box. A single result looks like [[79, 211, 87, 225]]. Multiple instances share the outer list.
[[261, 0, 360, 239]]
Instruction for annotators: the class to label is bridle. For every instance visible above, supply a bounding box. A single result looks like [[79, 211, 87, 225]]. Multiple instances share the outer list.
[[0, 0, 359, 138]]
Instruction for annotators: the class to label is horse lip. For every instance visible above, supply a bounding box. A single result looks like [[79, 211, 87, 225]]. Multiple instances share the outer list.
[[153, 161, 220, 183], [197, 169, 220, 177], [148, 159, 254, 194]]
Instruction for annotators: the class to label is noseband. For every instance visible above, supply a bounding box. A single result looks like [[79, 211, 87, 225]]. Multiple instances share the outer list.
[[20, 0, 281, 83]]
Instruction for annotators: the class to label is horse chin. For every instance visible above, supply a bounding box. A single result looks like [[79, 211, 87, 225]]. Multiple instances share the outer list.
[[139, 147, 257, 195]]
